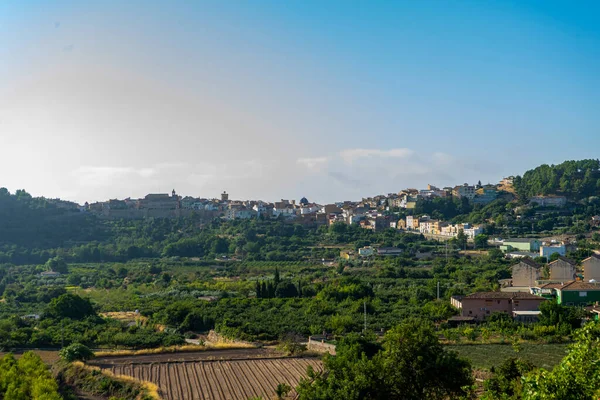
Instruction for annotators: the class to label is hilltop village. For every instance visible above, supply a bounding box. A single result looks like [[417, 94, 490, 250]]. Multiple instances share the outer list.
[[50, 177, 566, 237]]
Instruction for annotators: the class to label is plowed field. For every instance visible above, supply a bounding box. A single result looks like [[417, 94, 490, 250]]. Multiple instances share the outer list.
[[107, 357, 322, 400]]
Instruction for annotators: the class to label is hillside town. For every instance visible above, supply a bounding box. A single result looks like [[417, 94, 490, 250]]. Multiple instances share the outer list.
[[46, 177, 571, 240]]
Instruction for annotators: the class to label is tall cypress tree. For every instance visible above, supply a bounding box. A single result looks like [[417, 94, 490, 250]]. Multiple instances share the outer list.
[[255, 281, 261, 298], [261, 282, 268, 299], [274, 267, 280, 288]]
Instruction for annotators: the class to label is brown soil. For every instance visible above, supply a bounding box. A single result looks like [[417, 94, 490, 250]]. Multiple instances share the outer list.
[[0, 350, 60, 365], [90, 348, 280, 367], [106, 357, 323, 400]]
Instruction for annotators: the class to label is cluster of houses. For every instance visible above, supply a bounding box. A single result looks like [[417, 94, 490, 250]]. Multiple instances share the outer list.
[[451, 254, 600, 324], [44, 176, 575, 231], [69, 180, 510, 232], [405, 215, 483, 238]]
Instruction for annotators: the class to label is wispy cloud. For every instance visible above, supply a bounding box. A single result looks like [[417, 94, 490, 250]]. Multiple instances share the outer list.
[[297, 156, 329, 171], [339, 148, 414, 163]]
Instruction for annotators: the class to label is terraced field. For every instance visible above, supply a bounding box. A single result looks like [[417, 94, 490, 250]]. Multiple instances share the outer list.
[[107, 357, 322, 400]]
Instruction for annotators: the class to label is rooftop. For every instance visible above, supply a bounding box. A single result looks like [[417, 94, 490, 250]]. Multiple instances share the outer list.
[[463, 292, 544, 300], [559, 281, 600, 291], [504, 238, 540, 243], [582, 254, 600, 263], [518, 258, 542, 269], [448, 316, 475, 321], [537, 282, 573, 289], [548, 255, 576, 265]]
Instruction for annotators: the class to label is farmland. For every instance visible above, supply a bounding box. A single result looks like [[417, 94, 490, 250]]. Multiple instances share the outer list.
[[104, 357, 322, 400], [0, 350, 60, 364], [446, 343, 569, 370], [92, 348, 279, 366]]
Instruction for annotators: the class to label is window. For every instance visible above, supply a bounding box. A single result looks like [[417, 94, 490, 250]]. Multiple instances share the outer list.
[[469, 310, 472, 314], [486, 310, 490, 314], [580, 291, 588, 297]]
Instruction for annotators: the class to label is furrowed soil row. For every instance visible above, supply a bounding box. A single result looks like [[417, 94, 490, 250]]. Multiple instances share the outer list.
[[252, 359, 281, 395], [197, 358, 217, 400], [101, 357, 322, 400], [212, 362, 232, 399], [173, 364, 188, 399], [220, 359, 248, 400], [192, 362, 211, 400], [241, 359, 272, 396], [173, 363, 186, 400], [204, 361, 226, 399], [181, 362, 201, 400], [264, 359, 295, 389], [229, 358, 262, 398], [165, 364, 181, 399]]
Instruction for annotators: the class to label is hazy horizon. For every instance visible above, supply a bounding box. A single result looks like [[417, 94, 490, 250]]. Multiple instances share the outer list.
[[1, 1, 599, 204]]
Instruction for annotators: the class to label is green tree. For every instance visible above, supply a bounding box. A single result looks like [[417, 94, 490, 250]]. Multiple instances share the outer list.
[[483, 357, 534, 399], [45, 256, 68, 274], [275, 383, 292, 399], [59, 343, 95, 362], [456, 229, 467, 250], [275, 281, 299, 298], [522, 322, 600, 399], [474, 234, 489, 249], [538, 301, 584, 331], [0, 352, 61, 400], [297, 320, 473, 400], [46, 293, 96, 320]]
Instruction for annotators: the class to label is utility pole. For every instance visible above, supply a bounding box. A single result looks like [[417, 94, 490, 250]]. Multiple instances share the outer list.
[[363, 301, 367, 333]]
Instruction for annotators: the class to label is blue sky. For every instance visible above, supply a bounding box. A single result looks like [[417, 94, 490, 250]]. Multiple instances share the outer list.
[[0, 1, 598, 203]]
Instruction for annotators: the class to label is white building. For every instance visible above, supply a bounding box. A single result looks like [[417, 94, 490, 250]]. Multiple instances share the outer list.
[[540, 242, 566, 260], [299, 203, 320, 215], [272, 206, 297, 218], [358, 246, 375, 256], [463, 225, 484, 239]]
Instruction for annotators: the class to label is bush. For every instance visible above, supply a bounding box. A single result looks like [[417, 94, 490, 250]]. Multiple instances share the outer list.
[[533, 324, 556, 338], [59, 343, 94, 362]]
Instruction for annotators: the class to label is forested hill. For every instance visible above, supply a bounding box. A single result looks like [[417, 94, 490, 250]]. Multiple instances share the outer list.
[[514, 159, 600, 200], [0, 188, 109, 250]]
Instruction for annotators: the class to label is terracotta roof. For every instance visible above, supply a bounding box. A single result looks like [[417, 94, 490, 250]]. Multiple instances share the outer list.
[[582, 254, 600, 263], [448, 316, 475, 321], [558, 281, 600, 291], [517, 258, 541, 269], [548, 255, 576, 265], [464, 292, 544, 300], [538, 282, 572, 289]]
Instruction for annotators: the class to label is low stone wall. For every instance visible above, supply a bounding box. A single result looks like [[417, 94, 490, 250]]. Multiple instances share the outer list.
[[307, 337, 336, 355]]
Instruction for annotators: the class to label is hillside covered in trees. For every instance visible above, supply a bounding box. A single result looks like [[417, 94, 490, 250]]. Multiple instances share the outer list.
[[514, 159, 600, 200]]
